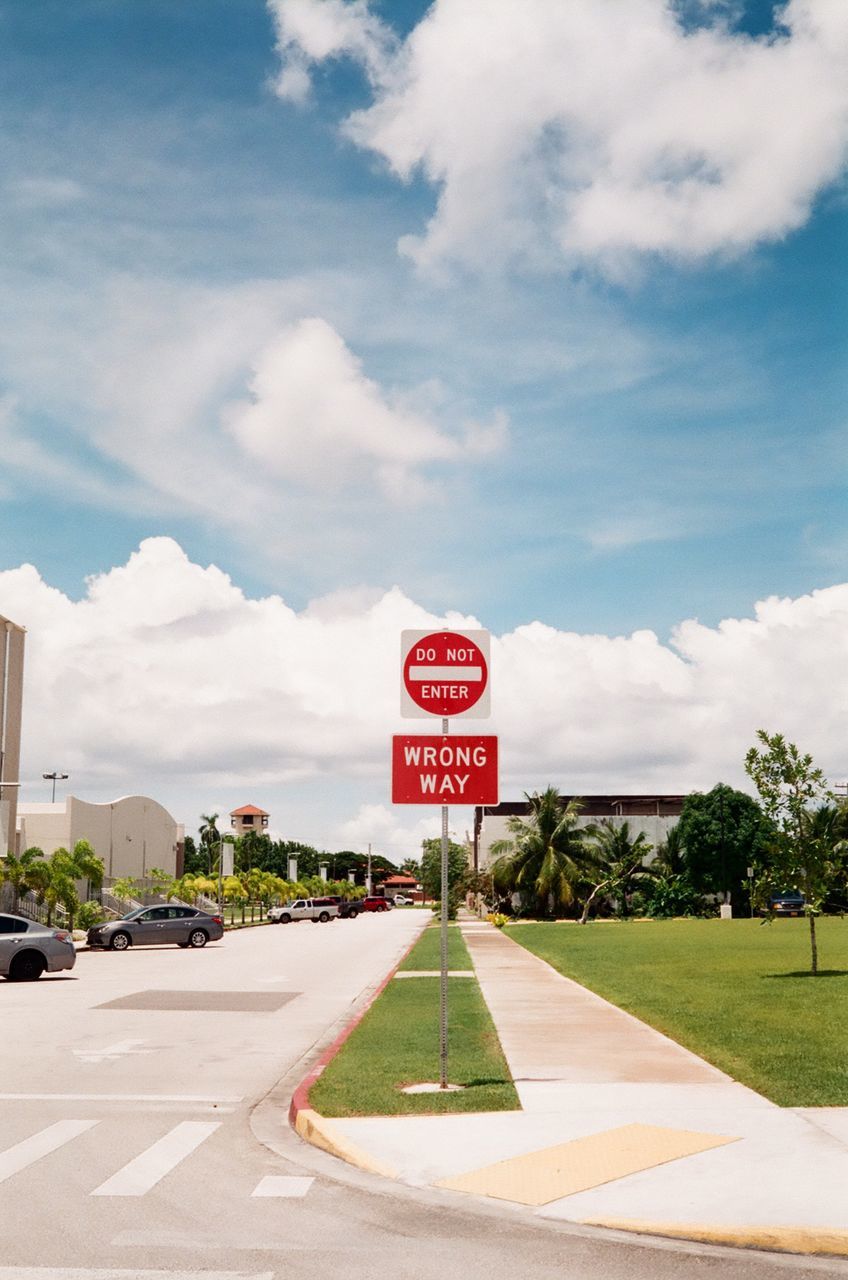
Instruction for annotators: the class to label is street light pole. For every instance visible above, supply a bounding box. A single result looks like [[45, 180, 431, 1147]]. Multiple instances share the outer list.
[[42, 771, 68, 803]]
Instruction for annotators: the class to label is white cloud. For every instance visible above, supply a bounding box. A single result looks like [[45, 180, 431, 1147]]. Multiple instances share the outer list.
[[269, 0, 848, 274], [267, 0, 395, 102], [226, 317, 507, 502], [2, 539, 847, 842]]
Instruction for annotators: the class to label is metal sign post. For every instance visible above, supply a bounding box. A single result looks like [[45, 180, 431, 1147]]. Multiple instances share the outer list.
[[440, 719, 449, 1089], [399, 629, 493, 1093]]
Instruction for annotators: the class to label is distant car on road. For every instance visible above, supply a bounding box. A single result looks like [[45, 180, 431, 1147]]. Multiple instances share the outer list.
[[268, 898, 339, 924], [0, 912, 76, 981], [362, 896, 392, 913], [392, 895, 414, 906], [87, 905, 223, 950], [766, 891, 806, 917]]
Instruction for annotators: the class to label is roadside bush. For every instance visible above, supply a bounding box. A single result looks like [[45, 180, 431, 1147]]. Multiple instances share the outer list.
[[487, 913, 509, 928], [634, 873, 707, 919], [75, 899, 106, 929]]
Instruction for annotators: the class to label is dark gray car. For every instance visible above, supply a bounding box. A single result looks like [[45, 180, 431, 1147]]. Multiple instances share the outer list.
[[0, 913, 77, 980], [87, 905, 224, 951]]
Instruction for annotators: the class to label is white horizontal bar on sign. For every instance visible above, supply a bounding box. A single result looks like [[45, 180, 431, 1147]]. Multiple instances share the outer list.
[[408, 666, 482, 681]]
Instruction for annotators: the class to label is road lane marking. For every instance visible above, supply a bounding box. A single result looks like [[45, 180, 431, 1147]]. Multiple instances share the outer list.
[[0, 1093, 242, 1103], [0, 1271, 274, 1279], [73, 1040, 154, 1065], [0, 1120, 98, 1184], [251, 1175, 314, 1197], [91, 1121, 221, 1196]]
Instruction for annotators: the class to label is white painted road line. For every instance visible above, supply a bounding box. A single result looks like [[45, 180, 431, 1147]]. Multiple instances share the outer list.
[[0, 1093, 242, 1103], [0, 1271, 274, 1279], [0, 1120, 98, 1184], [251, 1174, 314, 1197], [73, 1040, 154, 1065], [91, 1121, 221, 1196]]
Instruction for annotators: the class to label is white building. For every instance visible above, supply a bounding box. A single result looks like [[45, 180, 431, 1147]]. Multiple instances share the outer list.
[[17, 794, 184, 880]]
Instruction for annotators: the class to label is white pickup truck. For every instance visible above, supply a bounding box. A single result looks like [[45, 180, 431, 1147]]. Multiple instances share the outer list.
[[268, 898, 339, 924]]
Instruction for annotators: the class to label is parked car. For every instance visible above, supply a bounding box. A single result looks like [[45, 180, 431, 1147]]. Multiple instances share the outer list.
[[392, 895, 414, 906], [268, 898, 339, 924], [0, 912, 76, 981], [87, 905, 224, 950], [320, 895, 362, 919], [766, 891, 806, 917], [362, 896, 392, 912]]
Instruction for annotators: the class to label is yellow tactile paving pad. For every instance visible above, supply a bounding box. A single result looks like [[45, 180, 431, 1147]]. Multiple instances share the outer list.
[[435, 1123, 738, 1206]]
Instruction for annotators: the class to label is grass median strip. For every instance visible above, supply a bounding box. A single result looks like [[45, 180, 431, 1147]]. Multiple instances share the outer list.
[[310, 925, 519, 1116], [508, 918, 848, 1107]]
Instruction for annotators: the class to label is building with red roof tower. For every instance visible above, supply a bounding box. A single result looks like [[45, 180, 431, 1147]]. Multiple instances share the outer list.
[[230, 804, 270, 838]]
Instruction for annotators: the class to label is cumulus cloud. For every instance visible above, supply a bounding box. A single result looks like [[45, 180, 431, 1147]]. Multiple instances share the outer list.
[[268, 0, 848, 274], [226, 317, 506, 502], [2, 539, 847, 845]]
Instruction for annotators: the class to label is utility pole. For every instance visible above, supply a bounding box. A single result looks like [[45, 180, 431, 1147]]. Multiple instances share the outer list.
[[366, 843, 372, 894]]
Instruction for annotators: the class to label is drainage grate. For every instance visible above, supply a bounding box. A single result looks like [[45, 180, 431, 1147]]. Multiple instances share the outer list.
[[96, 990, 300, 1012]]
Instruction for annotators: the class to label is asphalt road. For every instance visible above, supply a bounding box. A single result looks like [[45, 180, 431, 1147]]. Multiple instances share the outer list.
[[1, 911, 845, 1280]]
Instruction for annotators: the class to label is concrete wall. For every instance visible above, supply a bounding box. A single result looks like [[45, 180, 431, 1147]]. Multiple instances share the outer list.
[[477, 809, 681, 872], [17, 795, 182, 879]]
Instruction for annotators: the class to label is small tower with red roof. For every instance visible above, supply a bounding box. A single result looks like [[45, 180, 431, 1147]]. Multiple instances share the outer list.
[[230, 804, 270, 838]]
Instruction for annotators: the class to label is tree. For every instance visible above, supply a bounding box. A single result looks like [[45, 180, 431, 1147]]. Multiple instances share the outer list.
[[654, 824, 685, 875], [400, 857, 420, 876], [579, 820, 654, 923], [0, 846, 44, 911], [678, 784, 773, 911], [745, 730, 841, 974], [198, 813, 221, 875], [420, 836, 468, 909], [181, 835, 205, 876], [490, 788, 593, 917]]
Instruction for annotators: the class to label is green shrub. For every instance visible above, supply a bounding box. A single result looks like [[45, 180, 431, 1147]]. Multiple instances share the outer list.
[[75, 899, 107, 929]]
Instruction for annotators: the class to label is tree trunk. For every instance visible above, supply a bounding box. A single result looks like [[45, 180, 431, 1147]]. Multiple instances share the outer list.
[[579, 884, 604, 925], [809, 912, 818, 975]]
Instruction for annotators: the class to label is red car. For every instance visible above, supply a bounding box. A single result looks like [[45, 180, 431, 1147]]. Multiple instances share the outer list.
[[362, 896, 392, 912]]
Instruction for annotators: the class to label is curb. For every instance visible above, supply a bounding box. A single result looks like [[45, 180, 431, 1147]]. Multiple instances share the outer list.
[[581, 1219, 848, 1259], [287, 926, 425, 1178]]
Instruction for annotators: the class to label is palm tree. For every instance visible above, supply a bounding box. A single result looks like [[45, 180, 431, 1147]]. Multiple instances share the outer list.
[[655, 824, 685, 875], [199, 813, 220, 875], [490, 787, 594, 916], [1, 846, 44, 911], [580, 820, 655, 923]]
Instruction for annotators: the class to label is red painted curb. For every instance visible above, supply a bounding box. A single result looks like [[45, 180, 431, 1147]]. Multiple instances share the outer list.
[[288, 926, 425, 1128]]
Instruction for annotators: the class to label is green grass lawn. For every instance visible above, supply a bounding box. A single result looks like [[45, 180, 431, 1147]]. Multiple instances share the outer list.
[[509, 918, 848, 1107], [310, 925, 518, 1116], [397, 921, 471, 970]]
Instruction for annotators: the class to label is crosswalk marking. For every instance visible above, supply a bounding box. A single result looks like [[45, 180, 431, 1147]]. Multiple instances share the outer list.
[[0, 1120, 98, 1184], [251, 1174, 314, 1197], [91, 1121, 221, 1196]]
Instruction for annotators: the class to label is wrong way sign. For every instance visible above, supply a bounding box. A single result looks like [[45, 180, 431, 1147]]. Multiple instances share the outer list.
[[392, 735, 499, 804], [400, 629, 490, 718]]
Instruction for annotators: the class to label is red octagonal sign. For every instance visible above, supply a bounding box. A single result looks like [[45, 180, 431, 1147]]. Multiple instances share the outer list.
[[401, 629, 490, 719]]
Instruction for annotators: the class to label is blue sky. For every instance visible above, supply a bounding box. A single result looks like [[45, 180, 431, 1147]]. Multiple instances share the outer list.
[[1, 1, 846, 847]]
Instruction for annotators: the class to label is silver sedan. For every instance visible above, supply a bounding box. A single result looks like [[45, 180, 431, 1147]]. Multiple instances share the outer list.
[[87, 904, 224, 950], [0, 912, 77, 981]]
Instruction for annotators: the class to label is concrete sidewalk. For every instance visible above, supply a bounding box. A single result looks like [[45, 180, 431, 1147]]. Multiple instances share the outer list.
[[309, 919, 848, 1257]]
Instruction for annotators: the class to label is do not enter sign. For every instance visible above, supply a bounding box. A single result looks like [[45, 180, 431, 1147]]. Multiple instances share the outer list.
[[401, 629, 490, 719]]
